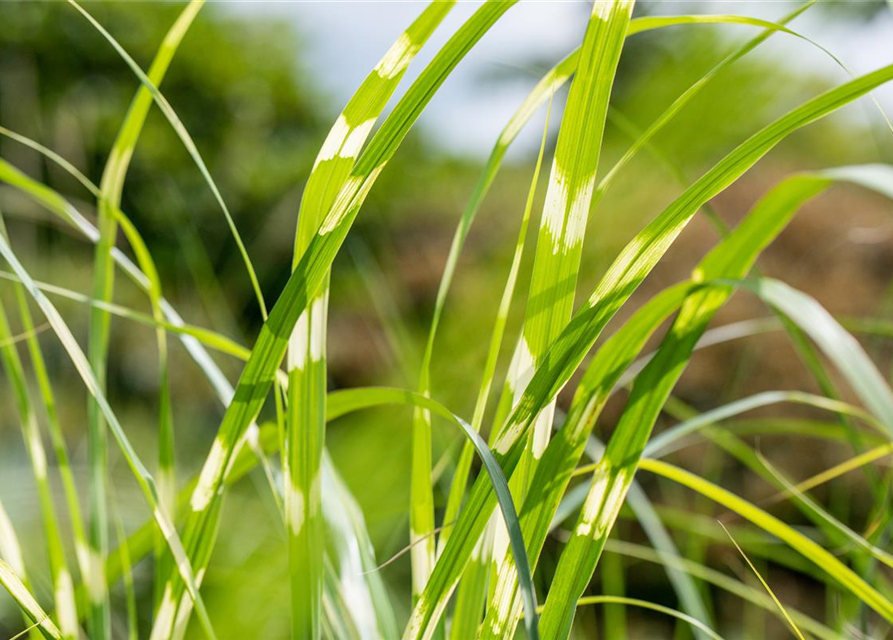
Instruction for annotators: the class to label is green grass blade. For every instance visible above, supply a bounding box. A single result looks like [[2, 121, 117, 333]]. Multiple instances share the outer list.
[[479, 282, 691, 640], [0, 270, 250, 361], [443, 94, 553, 640], [424, 37, 573, 563], [757, 452, 893, 570], [775, 443, 893, 499], [0, 125, 99, 198], [719, 522, 807, 640], [0, 471, 45, 640], [478, 3, 636, 634], [0, 211, 80, 640], [327, 386, 542, 636], [646, 390, 884, 459], [567, 596, 724, 640], [321, 454, 400, 639], [597, 1, 816, 199], [67, 0, 266, 319], [0, 559, 63, 640], [113, 510, 139, 640], [506, 0, 634, 504], [287, 4, 454, 630], [738, 276, 893, 434], [66, 3, 204, 634], [151, 3, 519, 637], [481, 46, 893, 500], [8, 279, 90, 589], [0, 299, 78, 639], [580, 437, 714, 639], [639, 458, 893, 623], [481, 166, 876, 638], [539, 165, 893, 637], [604, 540, 842, 640], [0, 229, 217, 640]]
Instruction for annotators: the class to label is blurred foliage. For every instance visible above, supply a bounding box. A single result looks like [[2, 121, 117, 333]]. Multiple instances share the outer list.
[[1, 1, 893, 637]]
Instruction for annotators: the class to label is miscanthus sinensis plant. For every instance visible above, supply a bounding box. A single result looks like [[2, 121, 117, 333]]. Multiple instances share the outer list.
[[2, 0, 893, 638]]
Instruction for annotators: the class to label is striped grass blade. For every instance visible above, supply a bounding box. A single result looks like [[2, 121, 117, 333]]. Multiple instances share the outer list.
[[286, 4, 454, 635], [407, 60, 893, 640]]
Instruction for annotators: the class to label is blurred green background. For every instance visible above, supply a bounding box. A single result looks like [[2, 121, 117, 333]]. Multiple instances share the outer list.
[[2, 1, 893, 637]]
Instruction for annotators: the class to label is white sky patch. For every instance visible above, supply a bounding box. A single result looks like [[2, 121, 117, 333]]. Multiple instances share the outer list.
[[374, 32, 417, 79], [288, 308, 310, 371], [190, 437, 227, 512], [309, 295, 327, 362], [287, 483, 306, 536]]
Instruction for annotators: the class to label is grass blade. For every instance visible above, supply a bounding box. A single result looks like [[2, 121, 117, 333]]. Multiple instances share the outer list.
[[485, 62, 893, 627], [0, 226, 217, 640], [604, 540, 841, 640], [286, 4, 455, 632], [66, 3, 205, 634], [0, 295, 78, 639], [719, 522, 807, 640], [539, 165, 893, 637], [151, 3, 519, 637], [737, 276, 893, 435], [639, 458, 893, 623], [0, 559, 62, 640], [444, 93, 553, 640], [568, 596, 724, 640], [67, 0, 266, 318]]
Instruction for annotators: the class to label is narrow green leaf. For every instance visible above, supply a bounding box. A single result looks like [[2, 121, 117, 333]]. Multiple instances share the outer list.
[[0, 227, 217, 640], [286, 4, 455, 632], [153, 4, 520, 638], [568, 596, 724, 640], [540, 166, 893, 637], [639, 458, 893, 623], [0, 559, 63, 640], [737, 276, 893, 434]]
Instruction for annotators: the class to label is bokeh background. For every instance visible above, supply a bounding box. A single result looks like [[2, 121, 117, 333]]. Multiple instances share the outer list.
[[2, 1, 893, 637]]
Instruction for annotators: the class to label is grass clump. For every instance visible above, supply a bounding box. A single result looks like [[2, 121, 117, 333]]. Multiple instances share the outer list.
[[2, 0, 893, 638]]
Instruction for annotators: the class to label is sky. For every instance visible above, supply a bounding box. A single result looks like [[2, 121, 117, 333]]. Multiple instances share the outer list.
[[223, 1, 893, 160]]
